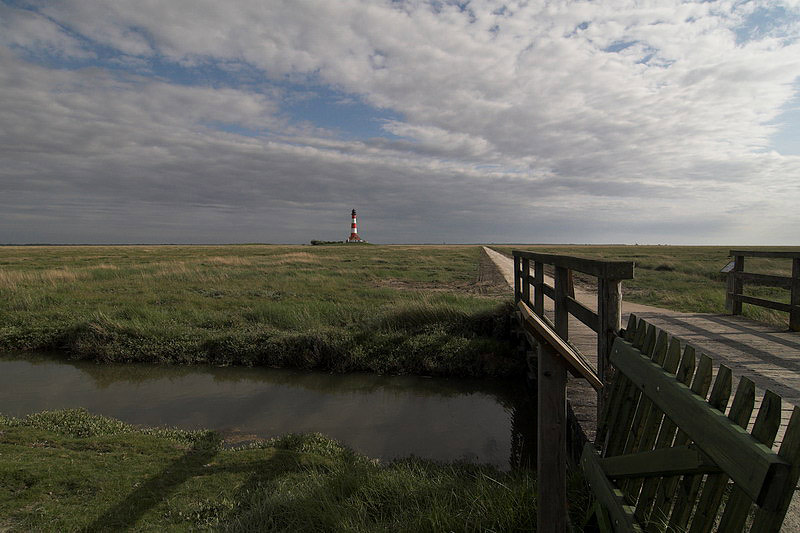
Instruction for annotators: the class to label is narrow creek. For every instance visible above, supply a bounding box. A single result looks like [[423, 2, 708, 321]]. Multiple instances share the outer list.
[[0, 353, 535, 469]]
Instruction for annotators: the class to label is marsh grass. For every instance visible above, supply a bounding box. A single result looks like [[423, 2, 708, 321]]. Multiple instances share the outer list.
[[0, 245, 518, 376], [0, 409, 570, 531], [493, 245, 799, 328]]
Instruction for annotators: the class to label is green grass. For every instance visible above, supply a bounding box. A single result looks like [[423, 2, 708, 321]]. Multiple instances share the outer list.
[[492, 245, 799, 328], [0, 245, 518, 377], [0, 409, 586, 532]]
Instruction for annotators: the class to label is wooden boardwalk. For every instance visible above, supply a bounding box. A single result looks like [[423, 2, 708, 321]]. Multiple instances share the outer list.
[[484, 246, 800, 529]]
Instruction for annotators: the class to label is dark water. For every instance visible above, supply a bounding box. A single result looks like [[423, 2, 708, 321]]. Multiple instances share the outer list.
[[0, 353, 535, 469]]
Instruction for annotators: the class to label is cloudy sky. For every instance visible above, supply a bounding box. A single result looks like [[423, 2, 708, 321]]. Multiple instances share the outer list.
[[1, 0, 799, 244]]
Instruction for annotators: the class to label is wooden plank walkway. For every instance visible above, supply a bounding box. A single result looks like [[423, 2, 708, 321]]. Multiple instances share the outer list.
[[483, 246, 800, 529]]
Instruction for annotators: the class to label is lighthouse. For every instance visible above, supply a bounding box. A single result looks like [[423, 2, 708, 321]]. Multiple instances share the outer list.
[[347, 209, 364, 243]]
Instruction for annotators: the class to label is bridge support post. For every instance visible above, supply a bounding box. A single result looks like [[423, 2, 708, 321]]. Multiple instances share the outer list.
[[521, 258, 531, 306], [728, 254, 744, 315], [538, 341, 568, 532], [597, 278, 621, 414], [791, 258, 799, 332], [554, 267, 570, 341], [534, 261, 544, 315]]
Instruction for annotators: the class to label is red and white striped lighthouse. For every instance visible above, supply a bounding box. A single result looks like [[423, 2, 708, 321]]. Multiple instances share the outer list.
[[347, 209, 364, 243]]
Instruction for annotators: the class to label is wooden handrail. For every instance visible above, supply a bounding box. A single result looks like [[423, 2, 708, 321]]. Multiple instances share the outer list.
[[513, 250, 634, 279], [725, 250, 799, 331], [729, 250, 800, 259], [510, 250, 633, 530], [513, 249, 631, 397], [518, 301, 603, 391]]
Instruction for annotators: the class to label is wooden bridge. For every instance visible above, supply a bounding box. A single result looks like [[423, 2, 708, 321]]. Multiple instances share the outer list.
[[482, 246, 800, 530]]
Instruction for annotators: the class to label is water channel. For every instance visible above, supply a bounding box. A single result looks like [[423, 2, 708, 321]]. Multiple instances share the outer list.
[[0, 353, 535, 469]]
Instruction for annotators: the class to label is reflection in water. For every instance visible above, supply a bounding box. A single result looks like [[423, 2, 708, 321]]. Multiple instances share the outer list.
[[0, 352, 535, 469]]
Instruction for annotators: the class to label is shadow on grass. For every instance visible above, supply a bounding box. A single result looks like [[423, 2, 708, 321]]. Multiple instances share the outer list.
[[84, 434, 222, 532], [84, 435, 306, 532]]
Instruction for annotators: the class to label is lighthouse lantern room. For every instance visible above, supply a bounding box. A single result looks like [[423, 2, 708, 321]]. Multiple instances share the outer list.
[[347, 209, 364, 243]]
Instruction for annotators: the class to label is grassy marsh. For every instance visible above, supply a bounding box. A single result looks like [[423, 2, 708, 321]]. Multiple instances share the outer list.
[[0, 409, 577, 532], [0, 245, 517, 377]]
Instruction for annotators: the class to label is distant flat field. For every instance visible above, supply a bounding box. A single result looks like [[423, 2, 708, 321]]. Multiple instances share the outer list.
[[492, 244, 800, 328], [0, 245, 517, 376]]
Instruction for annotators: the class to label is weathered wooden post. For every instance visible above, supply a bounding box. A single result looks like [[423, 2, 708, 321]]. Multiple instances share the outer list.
[[554, 267, 569, 341], [534, 261, 544, 316], [521, 258, 531, 306], [597, 277, 622, 410], [514, 255, 521, 303], [791, 258, 799, 332], [730, 254, 744, 315], [537, 340, 568, 532]]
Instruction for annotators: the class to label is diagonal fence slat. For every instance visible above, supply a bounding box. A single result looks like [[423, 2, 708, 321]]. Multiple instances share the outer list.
[[685, 377, 756, 533], [583, 315, 800, 533], [596, 314, 639, 448], [649, 350, 712, 520], [715, 390, 782, 530], [640, 342, 697, 528], [752, 406, 800, 531], [630, 337, 683, 523], [605, 320, 650, 457], [667, 363, 733, 530]]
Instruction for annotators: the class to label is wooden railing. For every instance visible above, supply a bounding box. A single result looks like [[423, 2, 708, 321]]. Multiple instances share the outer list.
[[512, 250, 633, 531], [512, 250, 634, 390], [725, 250, 800, 332], [585, 314, 800, 531]]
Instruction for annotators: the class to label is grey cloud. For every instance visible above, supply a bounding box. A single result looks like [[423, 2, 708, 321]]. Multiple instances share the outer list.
[[1, 1, 800, 244]]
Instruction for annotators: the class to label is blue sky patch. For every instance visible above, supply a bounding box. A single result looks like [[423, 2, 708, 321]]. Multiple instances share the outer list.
[[770, 80, 800, 156], [282, 85, 403, 140], [735, 5, 800, 45]]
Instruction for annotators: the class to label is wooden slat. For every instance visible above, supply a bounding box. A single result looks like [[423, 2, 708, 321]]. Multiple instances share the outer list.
[[685, 377, 756, 533], [668, 364, 733, 530], [565, 295, 599, 332], [752, 406, 800, 531], [610, 338, 788, 505], [648, 350, 709, 526], [599, 445, 720, 479], [620, 330, 668, 495], [730, 293, 793, 313], [512, 250, 635, 279], [629, 337, 683, 519], [640, 343, 697, 528], [517, 301, 602, 391], [733, 271, 793, 289], [615, 324, 658, 458], [595, 313, 637, 451], [597, 315, 639, 448], [606, 321, 650, 456], [716, 390, 783, 530], [581, 444, 644, 533]]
